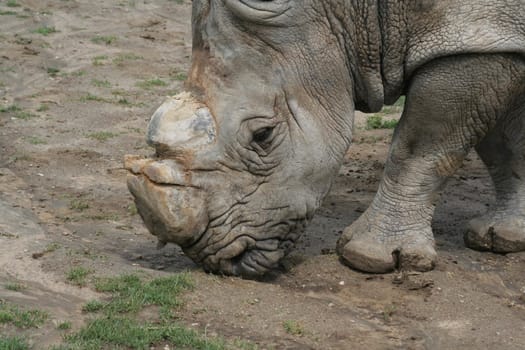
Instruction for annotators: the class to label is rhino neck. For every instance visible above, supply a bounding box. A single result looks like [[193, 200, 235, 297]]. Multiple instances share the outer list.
[[323, 0, 384, 113], [378, 0, 410, 104]]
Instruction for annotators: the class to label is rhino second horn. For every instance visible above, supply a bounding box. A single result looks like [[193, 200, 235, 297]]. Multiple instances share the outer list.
[[147, 92, 216, 155]]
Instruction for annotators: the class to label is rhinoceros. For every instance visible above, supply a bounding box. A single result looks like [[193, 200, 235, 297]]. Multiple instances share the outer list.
[[125, 0, 525, 276]]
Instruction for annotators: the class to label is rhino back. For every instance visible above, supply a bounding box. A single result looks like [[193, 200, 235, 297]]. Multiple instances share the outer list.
[[406, 0, 525, 76]]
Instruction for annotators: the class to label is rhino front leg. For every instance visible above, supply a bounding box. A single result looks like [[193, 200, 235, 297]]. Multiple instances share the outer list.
[[337, 54, 525, 273], [466, 103, 525, 252]]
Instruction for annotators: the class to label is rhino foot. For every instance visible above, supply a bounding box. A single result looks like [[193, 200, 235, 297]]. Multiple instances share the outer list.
[[336, 212, 437, 273], [465, 213, 525, 253]]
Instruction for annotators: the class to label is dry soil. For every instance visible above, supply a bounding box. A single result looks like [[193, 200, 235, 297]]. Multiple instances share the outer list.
[[1, 1, 524, 349]]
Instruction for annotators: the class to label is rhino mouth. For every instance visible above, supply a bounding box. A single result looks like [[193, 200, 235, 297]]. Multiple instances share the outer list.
[[196, 237, 296, 277]]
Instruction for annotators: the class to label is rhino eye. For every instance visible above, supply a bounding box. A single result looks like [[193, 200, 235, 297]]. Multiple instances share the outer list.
[[252, 126, 274, 148]]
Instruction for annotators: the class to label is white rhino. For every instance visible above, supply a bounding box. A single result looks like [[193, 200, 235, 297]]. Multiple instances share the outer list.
[[126, 0, 525, 276]]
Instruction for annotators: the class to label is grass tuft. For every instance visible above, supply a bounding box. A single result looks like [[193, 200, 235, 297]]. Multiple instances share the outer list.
[[365, 115, 398, 130], [0, 336, 29, 350], [92, 55, 108, 66], [113, 53, 142, 66], [282, 319, 304, 336], [0, 105, 21, 113], [27, 136, 47, 145], [91, 35, 117, 45], [66, 266, 92, 287], [79, 93, 108, 103], [91, 79, 111, 88], [7, 0, 21, 7], [15, 111, 37, 120], [136, 78, 167, 89], [33, 26, 57, 36], [57, 273, 253, 349], [57, 321, 72, 330], [65, 316, 226, 350], [5, 283, 25, 292], [47, 67, 60, 77], [82, 300, 105, 313], [0, 301, 48, 328], [86, 131, 117, 142], [37, 104, 49, 112], [69, 199, 89, 211], [93, 273, 193, 314]]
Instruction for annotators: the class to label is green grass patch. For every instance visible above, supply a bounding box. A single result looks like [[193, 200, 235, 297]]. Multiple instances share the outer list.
[[72, 70, 86, 77], [91, 79, 111, 88], [394, 95, 405, 106], [127, 203, 138, 215], [282, 320, 304, 336], [45, 242, 62, 253], [56, 273, 254, 349], [33, 26, 57, 36], [69, 198, 89, 211], [113, 53, 142, 66], [136, 78, 167, 89], [383, 304, 397, 322], [365, 115, 398, 130], [0, 336, 29, 350], [91, 35, 117, 45], [66, 266, 92, 287], [87, 213, 120, 221], [5, 283, 25, 292], [36, 104, 49, 112], [27, 136, 47, 145], [14, 111, 37, 120], [117, 98, 131, 105], [79, 93, 108, 103], [170, 70, 187, 81], [57, 321, 72, 330], [0, 300, 48, 328], [82, 300, 105, 313], [0, 105, 21, 113], [64, 316, 227, 350], [0, 10, 17, 15], [47, 67, 60, 77], [86, 131, 117, 142], [93, 273, 193, 314], [173, 72, 187, 81], [6, 0, 21, 7], [92, 55, 109, 66]]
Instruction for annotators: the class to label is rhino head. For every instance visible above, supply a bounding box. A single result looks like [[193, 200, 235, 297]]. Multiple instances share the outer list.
[[126, 0, 384, 277]]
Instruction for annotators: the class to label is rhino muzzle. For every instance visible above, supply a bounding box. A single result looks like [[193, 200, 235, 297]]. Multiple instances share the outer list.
[[126, 156, 208, 248], [126, 93, 214, 248]]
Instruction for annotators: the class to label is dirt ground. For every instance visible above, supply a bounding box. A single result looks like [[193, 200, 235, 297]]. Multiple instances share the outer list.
[[1, 1, 524, 349]]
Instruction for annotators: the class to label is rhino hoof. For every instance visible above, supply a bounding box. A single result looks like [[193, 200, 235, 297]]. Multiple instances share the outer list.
[[465, 215, 525, 253], [336, 218, 437, 273]]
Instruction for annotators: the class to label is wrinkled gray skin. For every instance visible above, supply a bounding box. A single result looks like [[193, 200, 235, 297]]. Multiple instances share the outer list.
[[126, 0, 525, 276]]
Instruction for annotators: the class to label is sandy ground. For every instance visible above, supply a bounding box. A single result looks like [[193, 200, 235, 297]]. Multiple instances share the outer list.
[[1, 1, 524, 349]]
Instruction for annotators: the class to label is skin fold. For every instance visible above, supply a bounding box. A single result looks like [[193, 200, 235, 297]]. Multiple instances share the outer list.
[[125, 0, 525, 276]]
